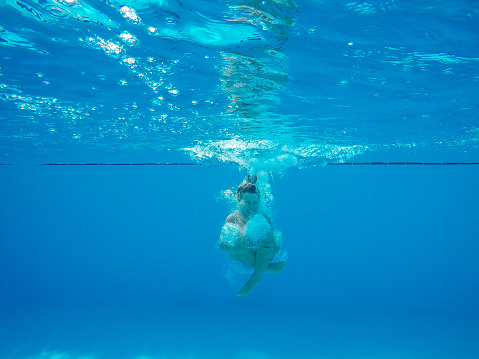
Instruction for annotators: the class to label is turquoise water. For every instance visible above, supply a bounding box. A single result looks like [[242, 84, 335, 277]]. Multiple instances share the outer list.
[[1, 0, 479, 358]]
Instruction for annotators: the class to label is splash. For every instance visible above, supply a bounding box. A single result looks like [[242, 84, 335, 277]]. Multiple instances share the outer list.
[[184, 138, 368, 172], [245, 213, 275, 249]]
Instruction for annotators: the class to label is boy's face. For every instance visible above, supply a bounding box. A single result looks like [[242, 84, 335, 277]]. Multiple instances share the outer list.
[[239, 192, 259, 218]]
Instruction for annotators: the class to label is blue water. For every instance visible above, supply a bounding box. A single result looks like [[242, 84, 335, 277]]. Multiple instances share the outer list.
[[1, 0, 479, 358]]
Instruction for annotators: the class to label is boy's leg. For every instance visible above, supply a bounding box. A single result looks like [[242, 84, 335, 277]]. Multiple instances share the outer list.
[[231, 246, 255, 266], [237, 236, 280, 296], [233, 251, 284, 273]]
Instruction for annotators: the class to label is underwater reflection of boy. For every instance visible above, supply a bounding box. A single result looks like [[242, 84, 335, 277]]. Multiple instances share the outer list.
[[218, 175, 285, 296]]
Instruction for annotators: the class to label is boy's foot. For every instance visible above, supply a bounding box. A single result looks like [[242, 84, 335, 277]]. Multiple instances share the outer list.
[[265, 261, 285, 273], [237, 276, 260, 296]]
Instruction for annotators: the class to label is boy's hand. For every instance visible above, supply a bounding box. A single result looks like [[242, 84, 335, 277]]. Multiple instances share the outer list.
[[232, 240, 249, 254], [260, 242, 279, 257]]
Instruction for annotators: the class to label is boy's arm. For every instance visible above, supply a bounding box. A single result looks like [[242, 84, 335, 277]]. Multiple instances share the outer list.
[[218, 234, 248, 254], [219, 213, 248, 254]]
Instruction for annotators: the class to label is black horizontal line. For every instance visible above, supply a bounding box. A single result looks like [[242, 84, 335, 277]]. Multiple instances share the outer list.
[[327, 162, 479, 166], [39, 163, 202, 166], [1, 162, 478, 166]]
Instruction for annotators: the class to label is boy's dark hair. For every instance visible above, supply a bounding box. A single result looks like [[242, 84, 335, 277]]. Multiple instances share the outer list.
[[236, 175, 260, 199]]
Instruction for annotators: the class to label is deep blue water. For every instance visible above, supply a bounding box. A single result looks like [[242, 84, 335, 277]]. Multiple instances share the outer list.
[[1, 0, 479, 358], [1, 165, 478, 358]]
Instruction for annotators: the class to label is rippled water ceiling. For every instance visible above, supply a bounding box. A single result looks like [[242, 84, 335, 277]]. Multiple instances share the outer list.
[[1, 0, 478, 166]]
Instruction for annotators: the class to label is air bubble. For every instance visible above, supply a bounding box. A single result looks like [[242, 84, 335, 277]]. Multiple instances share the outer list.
[[57, 0, 77, 6], [119, 31, 137, 45], [120, 6, 140, 24], [123, 58, 136, 65]]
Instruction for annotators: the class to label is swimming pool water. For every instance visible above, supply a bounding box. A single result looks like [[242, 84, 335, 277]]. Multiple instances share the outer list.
[[1, 0, 479, 358], [1, 0, 478, 165]]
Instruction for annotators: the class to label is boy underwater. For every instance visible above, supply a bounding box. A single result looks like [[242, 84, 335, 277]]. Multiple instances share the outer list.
[[218, 175, 285, 296]]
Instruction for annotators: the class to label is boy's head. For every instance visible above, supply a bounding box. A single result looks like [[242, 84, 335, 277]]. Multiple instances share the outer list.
[[236, 175, 260, 200]]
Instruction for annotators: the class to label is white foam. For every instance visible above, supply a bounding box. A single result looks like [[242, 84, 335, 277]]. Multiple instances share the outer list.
[[244, 214, 272, 249], [184, 138, 367, 171], [219, 222, 240, 247]]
